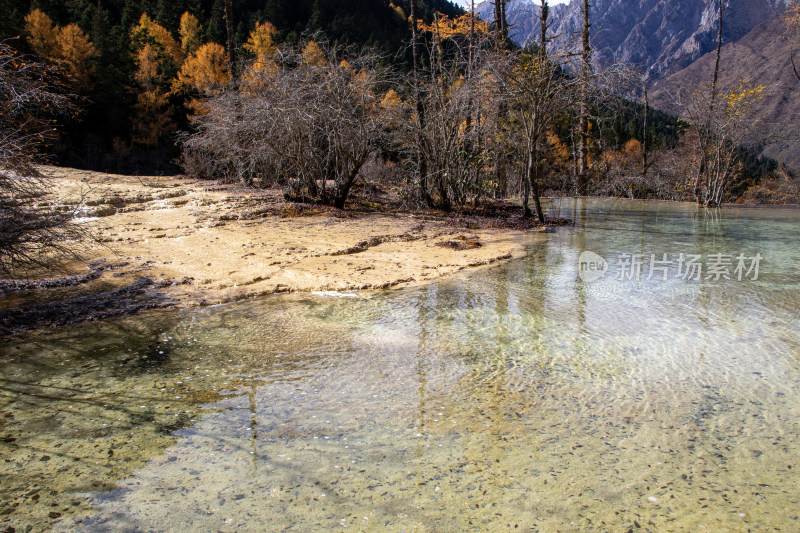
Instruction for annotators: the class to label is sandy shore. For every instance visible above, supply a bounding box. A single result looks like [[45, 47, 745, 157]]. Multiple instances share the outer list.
[[1, 167, 543, 329]]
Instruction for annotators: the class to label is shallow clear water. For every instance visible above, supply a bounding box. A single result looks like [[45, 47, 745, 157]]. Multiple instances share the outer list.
[[2, 199, 800, 532]]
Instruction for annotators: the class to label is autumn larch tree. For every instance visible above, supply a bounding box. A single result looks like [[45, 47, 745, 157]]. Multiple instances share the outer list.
[[24, 9, 97, 92]]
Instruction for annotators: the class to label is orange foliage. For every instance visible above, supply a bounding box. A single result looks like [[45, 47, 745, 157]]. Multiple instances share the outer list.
[[25, 10, 96, 90], [132, 14, 181, 67], [301, 41, 326, 66], [623, 138, 642, 155], [175, 42, 230, 94], [56, 24, 97, 89], [419, 12, 490, 40], [179, 12, 203, 59], [130, 15, 180, 146], [380, 89, 403, 109], [244, 21, 277, 62], [546, 130, 571, 168], [24, 9, 58, 57], [135, 44, 160, 88], [601, 139, 642, 173], [242, 21, 279, 80]]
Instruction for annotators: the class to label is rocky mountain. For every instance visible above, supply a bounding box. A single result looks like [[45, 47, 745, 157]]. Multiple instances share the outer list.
[[476, 0, 792, 81], [475, 0, 554, 47], [650, 15, 800, 172]]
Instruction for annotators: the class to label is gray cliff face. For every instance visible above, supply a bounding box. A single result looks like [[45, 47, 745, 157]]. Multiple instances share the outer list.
[[475, 0, 790, 80]]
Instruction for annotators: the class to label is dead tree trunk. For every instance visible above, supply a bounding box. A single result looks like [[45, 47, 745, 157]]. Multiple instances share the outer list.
[[528, 0, 548, 225], [409, 0, 432, 206], [694, 0, 724, 205], [642, 84, 649, 182], [540, 0, 549, 58], [223, 0, 250, 186], [576, 0, 591, 196], [493, 0, 509, 198], [223, 0, 236, 80]]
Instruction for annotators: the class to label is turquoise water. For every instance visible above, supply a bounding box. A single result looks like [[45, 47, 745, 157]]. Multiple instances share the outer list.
[[2, 199, 800, 532]]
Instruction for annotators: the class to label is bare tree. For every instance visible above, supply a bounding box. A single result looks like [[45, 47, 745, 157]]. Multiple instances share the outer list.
[[492, 0, 510, 198], [408, 0, 432, 206], [0, 41, 81, 275], [498, 3, 573, 222], [680, 80, 766, 206], [183, 41, 392, 210], [576, 0, 592, 196], [680, 0, 755, 206], [399, 18, 501, 211]]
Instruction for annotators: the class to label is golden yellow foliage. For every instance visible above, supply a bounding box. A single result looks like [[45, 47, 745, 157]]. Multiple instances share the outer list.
[[175, 42, 230, 94], [354, 70, 371, 86], [132, 14, 181, 66], [301, 41, 326, 66], [623, 138, 642, 155], [377, 89, 405, 126], [380, 89, 403, 109], [242, 61, 279, 87], [24, 9, 58, 57], [25, 10, 96, 90], [135, 44, 160, 88], [179, 12, 203, 59], [547, 130, 571, 165], [132, 39, 171, 137], [55, 24, 97, 89], [724, 82, 765, 119], [420, 12, 490, 40], [599, 138, 641, 172], [242, 22, 279, 81], [244, 21, 277, 62]]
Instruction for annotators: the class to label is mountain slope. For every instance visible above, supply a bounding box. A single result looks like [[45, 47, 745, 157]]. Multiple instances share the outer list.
[[478, 0, 792, 81], [650, 15, 800, 172]]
